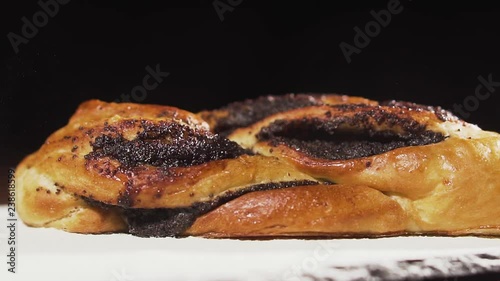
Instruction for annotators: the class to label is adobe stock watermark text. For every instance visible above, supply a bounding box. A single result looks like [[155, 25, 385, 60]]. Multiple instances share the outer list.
[[7, 0, 71, 54], [453, 73, 499, 119], [6, 168, 17, 274], [213, 0, 243, 22], [114, 64, 170, 103], [339, 0, 412, 64]]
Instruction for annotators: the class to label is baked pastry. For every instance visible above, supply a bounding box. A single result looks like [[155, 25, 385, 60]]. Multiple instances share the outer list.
[[199, 93, 378, 137], [16, 99, 318, 236], [16, 95, 500, 237], [226, 99, 500, 236]]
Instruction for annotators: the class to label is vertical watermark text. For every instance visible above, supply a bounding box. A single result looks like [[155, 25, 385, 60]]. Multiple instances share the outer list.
[[6, 168, 17, 274]]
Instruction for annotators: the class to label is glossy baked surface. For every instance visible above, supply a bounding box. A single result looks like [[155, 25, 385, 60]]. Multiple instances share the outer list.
[[16, 94, 500, 237]]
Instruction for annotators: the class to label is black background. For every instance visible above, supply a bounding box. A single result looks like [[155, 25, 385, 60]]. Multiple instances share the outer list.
[[1, 1, 500, 171], [1, 2, 500, 280]]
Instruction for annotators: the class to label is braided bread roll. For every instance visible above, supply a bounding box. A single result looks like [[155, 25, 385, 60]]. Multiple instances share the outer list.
[[225, 98, 500, 236], [16, 94, 500, 237]]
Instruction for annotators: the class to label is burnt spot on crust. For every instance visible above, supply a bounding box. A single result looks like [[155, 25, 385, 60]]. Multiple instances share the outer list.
[[380, 100, 458, 122], [84, 121, 250, 169], [204, 94, 324, 136], [257, 114, 445, 160], [124, 180, 321, 237]]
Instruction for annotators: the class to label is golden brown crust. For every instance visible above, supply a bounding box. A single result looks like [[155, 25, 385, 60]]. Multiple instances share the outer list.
[[16, 96, 500, 237], [16, 99, 210, 233], [228, 103, 500, 235], [198, 93, 378, 136], [16, 99, 315, 233], [16, 154, 127, 233], [187, 184, 408, 237]]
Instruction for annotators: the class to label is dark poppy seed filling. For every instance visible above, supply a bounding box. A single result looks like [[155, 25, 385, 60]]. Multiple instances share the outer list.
[[122, 180, 322, 237], [206, 94, 323, 136], [85, 121, 250, 168], [257, 117, 446, 160]]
